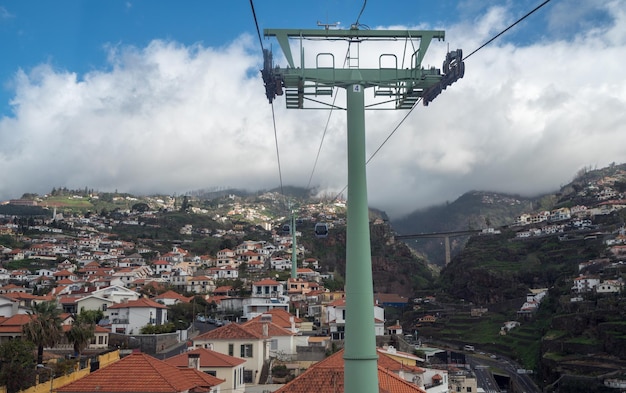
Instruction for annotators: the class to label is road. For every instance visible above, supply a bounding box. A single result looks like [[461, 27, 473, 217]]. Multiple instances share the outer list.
[[467, 354, 541, 393], [153, 321, 218, 360]]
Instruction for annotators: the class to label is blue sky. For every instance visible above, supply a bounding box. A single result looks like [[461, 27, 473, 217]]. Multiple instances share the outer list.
[[0, 1, 624, 218], [2, 0, 590, 115]]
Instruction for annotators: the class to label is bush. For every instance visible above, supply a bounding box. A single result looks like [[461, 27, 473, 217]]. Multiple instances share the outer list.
[[271, 364, 289, 378]]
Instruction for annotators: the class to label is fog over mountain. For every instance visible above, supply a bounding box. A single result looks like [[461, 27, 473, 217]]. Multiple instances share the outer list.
[[1, 2, 625, 219]]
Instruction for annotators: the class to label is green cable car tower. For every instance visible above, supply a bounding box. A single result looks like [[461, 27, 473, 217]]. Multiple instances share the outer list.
[[262, 26, 463, 393]]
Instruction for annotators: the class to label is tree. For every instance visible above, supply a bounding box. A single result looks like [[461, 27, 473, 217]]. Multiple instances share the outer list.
[[180, 196, 192, 212], [0, 339, 36, 393], [132, 202, 150, 213], [66, 310, 97, 358], [22, 301, 63, 365]]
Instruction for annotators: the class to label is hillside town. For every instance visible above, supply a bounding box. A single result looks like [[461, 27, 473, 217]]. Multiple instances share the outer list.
[[2, 168, 626, 392], [0, 191, 473, 393]]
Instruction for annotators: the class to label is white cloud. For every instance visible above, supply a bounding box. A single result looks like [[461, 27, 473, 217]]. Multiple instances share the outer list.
[[1, 3, 625, 219]]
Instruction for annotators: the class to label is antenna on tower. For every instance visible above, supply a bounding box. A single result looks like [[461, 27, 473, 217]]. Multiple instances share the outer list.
[[317, 21, 339, 30]]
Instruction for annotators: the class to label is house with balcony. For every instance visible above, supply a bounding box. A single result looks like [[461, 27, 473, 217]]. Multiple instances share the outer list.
[[153, 259, 173, 275], [216, 248, 237, 268], [596, 279, 624, 294], [242, 296, 290, 321], [208, 266, 239, 280], [238, 250, 263, 265], [170, 275, 215, 294], [573, 275, 601, 293], [325, 298, 385, 340], [252, 279, 284, 298], [286, 278, 319, 297], [270, 257, 291, 271], [191, 322, 270, 384], [106, 298, 168, 335], [243, 318, 298, 360]]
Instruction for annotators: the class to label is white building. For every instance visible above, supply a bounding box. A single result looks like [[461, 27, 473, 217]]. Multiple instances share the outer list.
[[107, 298, 168, 335]]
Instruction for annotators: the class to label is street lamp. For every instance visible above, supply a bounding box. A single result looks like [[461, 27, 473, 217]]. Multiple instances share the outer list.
[[36, 364, 54, 393]]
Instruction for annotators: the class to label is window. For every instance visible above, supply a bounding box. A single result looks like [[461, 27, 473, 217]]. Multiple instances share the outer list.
[[240, 344, 253, 358], [228, 343, 234, 356], [205, 370, 217, 377], [270, 339, 278, 350], [466, 388, 472, 392]]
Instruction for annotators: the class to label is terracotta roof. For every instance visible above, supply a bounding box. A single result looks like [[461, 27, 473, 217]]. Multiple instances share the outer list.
[[194, 322, 263, 341], [274, 350, 427, 393], [376, 349, 424, 374], [53, 270, 74, 276], [56, 352, 223, 392], [243, 320, 294, 337], [58, 296, 79, 305], [164, 347, 245, 368], [94, 325, 110, 333], [308, 336, 330, 343], [108, 298, 167, 309], [3, 292, 41, 301], [253, 278, 281, 286], [329, 298, 346, 306], [0, 314, 32, 333], [153, 290, 191, 302], [246, 309, 302, 328], [374, 293, 410, 304]]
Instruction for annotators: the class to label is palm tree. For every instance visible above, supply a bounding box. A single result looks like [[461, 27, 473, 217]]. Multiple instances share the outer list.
[[65, 313, 96, 359], [22, 301, 63, 365]]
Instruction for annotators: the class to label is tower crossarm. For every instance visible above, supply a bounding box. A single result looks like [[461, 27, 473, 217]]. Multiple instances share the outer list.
[[261, 27, 464, 109], [264, 28, 445, 69]]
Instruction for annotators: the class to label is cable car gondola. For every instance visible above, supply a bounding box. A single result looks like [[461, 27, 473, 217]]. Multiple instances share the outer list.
[[282, 224, 291, 235], [314, 222, 329, 238]]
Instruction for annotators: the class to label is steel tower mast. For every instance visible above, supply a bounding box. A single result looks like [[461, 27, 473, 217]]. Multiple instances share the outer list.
[[261, 26, 463, 393]]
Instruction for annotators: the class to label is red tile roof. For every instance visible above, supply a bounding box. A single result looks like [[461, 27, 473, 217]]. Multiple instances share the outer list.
[[0, 314, 32, 333], [376, 349, 424, 374], [194, 322, 263, 341], [243, 320, 294, 337], [245, 309, 302, 328], [108, 298, 167, 309], [56, 352, 223, 393], [153, 290, 191, 303], [164, 347, 245, 368], [274, 350, 426, 393], [253, 278, 281, 286]]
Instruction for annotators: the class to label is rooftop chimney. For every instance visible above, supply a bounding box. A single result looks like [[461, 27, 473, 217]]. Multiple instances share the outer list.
[[262, 322, 269, 337], [188, 353, 200, 370]]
